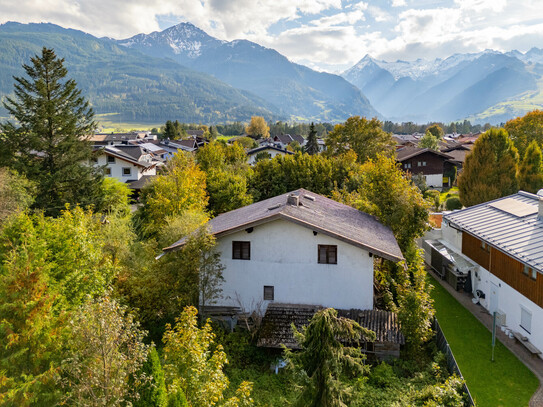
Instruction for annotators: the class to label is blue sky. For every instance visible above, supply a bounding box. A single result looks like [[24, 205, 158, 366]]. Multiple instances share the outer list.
[[2, 0, 543, 72]]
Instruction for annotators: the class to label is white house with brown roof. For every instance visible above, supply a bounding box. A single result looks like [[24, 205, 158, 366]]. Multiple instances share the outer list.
[[164, 189, 403, 314], [93, 145, 160, 184]]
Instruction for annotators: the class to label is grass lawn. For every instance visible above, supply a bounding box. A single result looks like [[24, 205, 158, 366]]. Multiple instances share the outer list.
[[429, 273, 539, 407]]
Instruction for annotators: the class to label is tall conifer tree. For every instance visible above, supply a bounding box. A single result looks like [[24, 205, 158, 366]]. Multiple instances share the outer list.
[[458, 128, 519, 207], [305, 122, 319, 155], [518, 140, 543, 194], [0, 47, 101, 215]]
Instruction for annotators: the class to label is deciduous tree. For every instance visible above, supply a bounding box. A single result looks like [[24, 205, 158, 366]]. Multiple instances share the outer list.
[[333, 155, 429, 253], [505, 110, 543, 157], [0, 47, 102, 215], [0, 215, 63, 406], [60, 294, 149, 406], [419, 131, 439, 150], [325, 116, 395, 163], [196, 142, 253, 215], [136, 152, 208, 236], [0, 168, 35, 224], [426, 124, 444, 140], [458, 128, 519, 207], [245, 116, 269, 139], [162, 306, 253, 407], [518, 140, 543, 194]]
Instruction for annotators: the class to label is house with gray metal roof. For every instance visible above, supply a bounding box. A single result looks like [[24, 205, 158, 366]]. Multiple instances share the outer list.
[[435, 190, 543, 357], [164, 189, 403, 317]]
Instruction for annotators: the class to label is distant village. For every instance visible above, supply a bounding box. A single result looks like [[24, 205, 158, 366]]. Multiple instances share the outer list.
[[91, 127, 480, 194]]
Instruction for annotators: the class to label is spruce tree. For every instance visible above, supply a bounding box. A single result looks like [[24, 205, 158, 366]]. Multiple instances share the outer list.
[[285, 308, 375, 407], [305, 122, 319, 155], [458, 128, 519, 207], [0, 47, 101, 215], [518, 140, 543, 194]]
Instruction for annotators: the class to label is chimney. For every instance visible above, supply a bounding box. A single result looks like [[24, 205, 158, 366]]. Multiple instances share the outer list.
[[538, 189, 543, 221], [287, 193, 299, 206]]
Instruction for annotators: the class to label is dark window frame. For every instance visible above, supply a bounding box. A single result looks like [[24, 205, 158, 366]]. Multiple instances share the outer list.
[[122, 167, 131, 176], [107, 155, 115, 164], [264, 285, 274, 301], [318, 244, 337, 264], [232, 241, 251, 260]]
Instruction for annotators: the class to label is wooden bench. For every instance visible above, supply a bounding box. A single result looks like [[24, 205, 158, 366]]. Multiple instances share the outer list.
[[513, 331, 542, 356]]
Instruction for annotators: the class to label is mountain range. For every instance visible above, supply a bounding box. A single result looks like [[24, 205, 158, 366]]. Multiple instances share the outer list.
[[1, 20, 542, 126], [0, 22, 376, 125], [342, 49, 543, 124]]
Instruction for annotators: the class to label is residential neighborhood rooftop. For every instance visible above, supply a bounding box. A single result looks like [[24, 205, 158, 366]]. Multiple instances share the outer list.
[[164, 188, 404, 262], [445, 191, 543, 272], [257, 303, 405, 349], [396, 146, 453, 162]]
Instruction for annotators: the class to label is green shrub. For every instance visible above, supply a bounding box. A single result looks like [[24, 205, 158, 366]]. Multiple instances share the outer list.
[[167, 391, 188, 407], [424, 189, 441, 211], [132, 347, 167, 407], [445, 197, 462, 211], [368, 362, 397, 388]]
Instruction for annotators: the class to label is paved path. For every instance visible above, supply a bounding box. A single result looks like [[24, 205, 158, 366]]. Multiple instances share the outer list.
[[429, 271, 543, 407]]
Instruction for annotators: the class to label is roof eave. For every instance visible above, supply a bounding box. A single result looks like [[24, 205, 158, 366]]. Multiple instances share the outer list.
[[278, 213, 404, 262]]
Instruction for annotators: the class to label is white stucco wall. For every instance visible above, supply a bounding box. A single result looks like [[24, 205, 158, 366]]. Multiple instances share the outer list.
[[441, 227, 543, 357], [474, 266, 543, 357], [214, 218, 374, 313]]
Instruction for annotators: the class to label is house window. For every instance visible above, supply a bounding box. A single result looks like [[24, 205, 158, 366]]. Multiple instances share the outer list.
[[481, 241, 490, 253], [318, 245, 337, 264], [107, 156, 115, 164], [422, 161, 427, 166], [104, 167, 111, 176], [521, 306, 532, 334], [264, 286, 274, 301], [232, 241, 250, 260], [122, 167, 131, 177], [404, 163, 411, 169], [523, 265, 537, 280], [417, 161, 422, 167]]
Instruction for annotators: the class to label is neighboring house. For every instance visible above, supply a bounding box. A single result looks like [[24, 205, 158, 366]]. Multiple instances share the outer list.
[[317, 138, 327, 152], [93, 144, 160, 184], [440, 143, 472, 172], [246, 145, 294, 165], [89, 132, 155, 146], [163, 189, 403, 314], [396, 146, 456, 189], [272, 134, 306, 149], [186, 129, 205, 138], [425, 191, 543, 357]]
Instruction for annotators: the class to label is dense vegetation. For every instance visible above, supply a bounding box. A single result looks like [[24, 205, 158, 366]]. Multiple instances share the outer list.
[[8, 48, 543, 406]]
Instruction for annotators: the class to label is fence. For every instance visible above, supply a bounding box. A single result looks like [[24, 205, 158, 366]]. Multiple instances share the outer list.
[[434, 318, 475, 406]]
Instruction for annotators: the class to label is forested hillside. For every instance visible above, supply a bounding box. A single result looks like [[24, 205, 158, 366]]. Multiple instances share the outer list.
[[0, 22, 281, 123]]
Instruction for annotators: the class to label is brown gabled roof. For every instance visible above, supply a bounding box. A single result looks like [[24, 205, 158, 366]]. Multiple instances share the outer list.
[[396, 146, 453, 162], [257, 304, 405, 349], [164, 189, 403, 262]]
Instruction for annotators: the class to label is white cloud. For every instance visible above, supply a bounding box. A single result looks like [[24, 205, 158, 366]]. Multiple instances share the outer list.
[[0, 0, 542, 72]]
